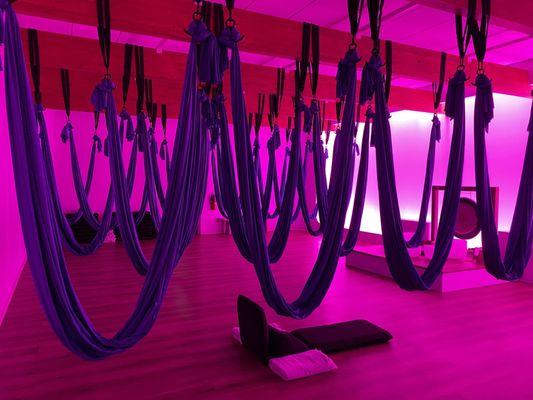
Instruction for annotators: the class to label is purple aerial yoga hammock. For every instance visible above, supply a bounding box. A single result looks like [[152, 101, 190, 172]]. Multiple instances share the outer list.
[[2, 2, 209, 359], [369, 52, 467, 290], [222, 23, 358, 317], [37, 105, 116, 255], [405, 115, 440, 248], [65, 127, 101, 226], [473, 75, 533, 280]]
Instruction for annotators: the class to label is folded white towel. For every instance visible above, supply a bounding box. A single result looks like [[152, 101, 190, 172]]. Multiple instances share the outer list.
[[268, 350, 337, 381], [232, 327, 242, 344]]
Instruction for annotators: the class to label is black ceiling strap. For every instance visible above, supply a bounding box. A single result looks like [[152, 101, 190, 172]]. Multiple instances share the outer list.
[[367, 0, 385, 54], [385, 40, 392, 103], [96, 0, 111, 73], [213, 3, 225, 36], [468, 0, 490, 68], [310, 24, 320, 96], [60, 69, 71, 118], [145, 78, 153, 118], [134, 46, 145, 114], [454, 12, 471, 67], [277, 68, 285, 107], [161, 104, 168, 136], [433, 52, 447, 111], [151, 103, 158, 128], [122, 44, 133, 106], [254, 93, 266, 135], [320, 100, 326, 132], [202, 1, 212, 30], [347, 0, 365, 44], [28, 29, 42, 104], [297, 22, 311, 96]]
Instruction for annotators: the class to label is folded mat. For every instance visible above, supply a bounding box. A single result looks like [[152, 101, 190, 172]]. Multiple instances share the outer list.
[[291, 319, 392, 353], [269, 350, 337, 381]]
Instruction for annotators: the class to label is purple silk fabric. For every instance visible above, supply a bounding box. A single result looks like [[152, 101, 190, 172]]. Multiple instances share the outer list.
[[371, 53, 467, 290], [339, 107, 372, 256], [405, 115, 441, 248], [37, 105, 116, 255], [2, 5, 209, 359], [474, 75, 533, 280], [225, 31, 358, 317]]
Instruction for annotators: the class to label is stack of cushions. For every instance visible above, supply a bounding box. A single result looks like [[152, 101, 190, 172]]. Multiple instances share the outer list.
[[113, 212, 158, 241], [235, 295, 392, 380]]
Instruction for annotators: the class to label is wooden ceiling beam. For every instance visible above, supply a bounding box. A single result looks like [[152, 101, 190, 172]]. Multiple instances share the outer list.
[[13, 0, 531, 97], [22, 30, 439, 122], [408, 0, 533, 35]]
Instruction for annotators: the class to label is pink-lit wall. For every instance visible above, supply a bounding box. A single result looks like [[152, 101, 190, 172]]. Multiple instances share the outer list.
[[329, 94, 531, 235], [0, 94, 531, 324], [0, 71, 26, 324]]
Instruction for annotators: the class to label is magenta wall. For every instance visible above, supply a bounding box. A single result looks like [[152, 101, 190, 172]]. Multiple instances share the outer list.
[[0, 71, 26, 323]]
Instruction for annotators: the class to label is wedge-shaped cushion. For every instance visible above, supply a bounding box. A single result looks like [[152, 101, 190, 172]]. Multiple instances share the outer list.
[[237, 295, 270, 363], [292, 320, 392, 353]]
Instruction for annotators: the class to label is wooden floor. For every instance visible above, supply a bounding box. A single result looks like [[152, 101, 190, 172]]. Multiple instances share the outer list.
[[2, 232, 533, 399]]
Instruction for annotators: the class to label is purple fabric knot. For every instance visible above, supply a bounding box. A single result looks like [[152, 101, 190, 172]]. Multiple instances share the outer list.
[[267, 125, 281, 152], [336, 48, 361, 99], [432, 115, 442, 142], [219, 27, 243, 48], [90, 79, 116, 113], [186, 20, 211, 43], [120, 109, 135, 141], [60, 122, 73, 143], [359, 55, 383, 105], [93, 135, 103, 152], [444, 70, 467, 120], [365, 108, 375, 119], [474, 73, 494, 132], [218, 27, 242, 73]]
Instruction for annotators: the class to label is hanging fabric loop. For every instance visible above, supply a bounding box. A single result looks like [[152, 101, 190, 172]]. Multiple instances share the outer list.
[[433, 52, 447, 111]]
